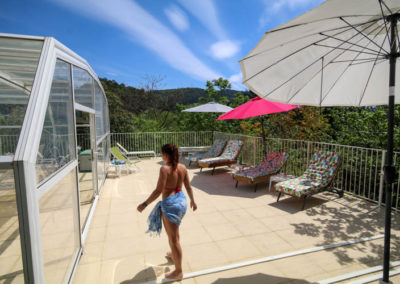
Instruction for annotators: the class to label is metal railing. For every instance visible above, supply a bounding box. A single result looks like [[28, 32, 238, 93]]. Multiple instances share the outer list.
[[214, 131, 400, 210], [109, 132, 213, 155], [10, 130, 397, 210], [0, 135, 18, 155]]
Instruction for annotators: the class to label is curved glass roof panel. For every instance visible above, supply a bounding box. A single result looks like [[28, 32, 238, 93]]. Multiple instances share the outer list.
[[73, 66, 94, 108], [36, 60, 75, 184], [0, 36, 43, 157]]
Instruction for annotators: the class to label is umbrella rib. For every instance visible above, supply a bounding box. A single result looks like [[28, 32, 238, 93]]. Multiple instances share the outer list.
[[340, 16, 390, 54], [396, 25, 400, 53], [358, 22, 391, 105], [271, 23, 387, 102], [380, 0, 393, 14], [320, 57, 324, 107], [318, 32, 385, 55], [314, 43, 383, 57], [320, 23, 389, 105], [244, 19, 380, 84], [349, 58, 386, 66], [240, 17, 381, 63], [358, 62, 378, 106], [378, 0, 391, 45], [264, 15, 380, 37], [287, 24, 387, 105], [330, 57, 385, 64]]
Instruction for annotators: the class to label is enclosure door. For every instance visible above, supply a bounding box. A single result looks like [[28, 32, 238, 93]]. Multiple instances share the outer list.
[[75, 110, 97, 232]]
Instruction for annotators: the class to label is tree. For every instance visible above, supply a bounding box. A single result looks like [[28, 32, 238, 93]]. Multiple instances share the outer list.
[[202, 77, 232, 102]]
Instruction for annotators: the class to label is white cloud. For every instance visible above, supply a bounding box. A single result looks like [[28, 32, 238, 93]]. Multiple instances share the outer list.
[[210, 40, 240, 60], [178, 0, 241, 59], [165, 4, 189, 32], [259, 0, 324, 28], [229, 72, 242, 84], [178, 0, 226, 39], [51, 0, 220, 81], [229, 72, 246, 90]]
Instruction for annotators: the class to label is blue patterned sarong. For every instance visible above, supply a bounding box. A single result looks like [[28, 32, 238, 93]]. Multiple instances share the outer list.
[[147, 191, 187, 236]]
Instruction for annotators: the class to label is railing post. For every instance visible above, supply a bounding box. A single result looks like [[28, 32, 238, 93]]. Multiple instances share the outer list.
[[253, 137, 256, 166], [154, 133, 157, 155], [378, 150, 386, 206], [306, 141, 311, 164]]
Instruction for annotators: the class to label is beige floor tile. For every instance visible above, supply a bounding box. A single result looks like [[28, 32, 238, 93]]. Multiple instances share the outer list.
[[89, 214, 109, 228], [180, 224, 213, 246], [85, 226, 107, 243], [184, 242, 229, 271], [247, 232, 294, 256], [246, 205, 278, 219], [273, 254, 324, 278], [80, 241, 104, 264], [204, 222, 243, 241], [259, 216, 295, 232], [307, 249, 354, 273], [275, 229, 324, 249], [194, 203, 219, 214], [195, 211, 229, 226], [216, 237, 262, 263], [142, 233, 170, 253], [105, 223, 142, 241], [102, 237, 147, 260], [106, 255, 153, 283], [212, 199, 240, 211], [73, 261, 101, 284], [236, 219, 270, 236], [221, 208, 255, 225]]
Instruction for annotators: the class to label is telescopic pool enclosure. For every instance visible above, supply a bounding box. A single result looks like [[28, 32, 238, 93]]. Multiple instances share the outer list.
[[0, 34, 110, 283]]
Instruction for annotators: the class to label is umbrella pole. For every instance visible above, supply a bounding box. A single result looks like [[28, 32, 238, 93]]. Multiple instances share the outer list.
[[382, 13, 399, 283], [260, 116, 267, 157]]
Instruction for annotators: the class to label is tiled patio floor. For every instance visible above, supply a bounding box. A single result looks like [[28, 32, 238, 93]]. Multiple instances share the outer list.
[[73, 158, 400, 284]]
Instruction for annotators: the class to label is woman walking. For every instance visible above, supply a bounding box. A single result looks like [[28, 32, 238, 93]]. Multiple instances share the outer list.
[[137, 144, 197, 279]]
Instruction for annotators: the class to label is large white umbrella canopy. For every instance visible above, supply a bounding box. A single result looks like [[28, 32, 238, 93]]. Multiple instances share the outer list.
[[240, 0, 400, 106], [182, 101, 233, 113], [240, 0, 399, 282]]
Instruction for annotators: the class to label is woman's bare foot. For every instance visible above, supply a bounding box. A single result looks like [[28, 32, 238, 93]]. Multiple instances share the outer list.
[[165, 269, 183, 279], [165, 251, 173, 261]]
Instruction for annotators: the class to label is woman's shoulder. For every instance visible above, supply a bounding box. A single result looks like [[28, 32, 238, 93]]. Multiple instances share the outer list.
[[160, 165, 170, 173], [177, 163, 187, 171]]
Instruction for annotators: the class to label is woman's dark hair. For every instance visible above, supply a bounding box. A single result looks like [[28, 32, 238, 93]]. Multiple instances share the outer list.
[[161, 144, 179, 171]]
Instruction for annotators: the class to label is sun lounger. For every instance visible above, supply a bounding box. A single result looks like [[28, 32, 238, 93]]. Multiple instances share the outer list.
[[186, 139, 227, 166], [198, 140, 244, 175], [233, 152, 289, 192], [110, 146, 140, 175], [275, 151, 342, 210], [117, 142, 156, 159]]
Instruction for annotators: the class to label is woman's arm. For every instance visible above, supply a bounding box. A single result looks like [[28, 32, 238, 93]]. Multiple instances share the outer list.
[[183, 167, 197, 211], [137, 167, 167, 212]]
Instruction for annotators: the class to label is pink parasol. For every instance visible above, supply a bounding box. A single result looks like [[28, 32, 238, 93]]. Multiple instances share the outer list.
[[217, 96, 299, 156], [217, 97, 299, 120]]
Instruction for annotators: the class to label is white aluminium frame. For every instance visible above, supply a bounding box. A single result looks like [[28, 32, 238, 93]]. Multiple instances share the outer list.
[[3, 33, 110, 284]]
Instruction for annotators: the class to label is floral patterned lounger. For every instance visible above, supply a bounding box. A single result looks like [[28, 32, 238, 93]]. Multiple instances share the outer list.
[[275, 151, 343, 210], [198, 140, 244, 175], [186, 139, 226, 166], [233, 152, 289, 192]]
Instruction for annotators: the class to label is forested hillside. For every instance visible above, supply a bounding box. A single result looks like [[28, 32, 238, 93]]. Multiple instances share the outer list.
[[100, 77, 400, 151]]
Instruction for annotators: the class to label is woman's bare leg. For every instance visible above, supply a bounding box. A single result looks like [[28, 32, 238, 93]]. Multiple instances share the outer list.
[[162, 213, 183, 279]]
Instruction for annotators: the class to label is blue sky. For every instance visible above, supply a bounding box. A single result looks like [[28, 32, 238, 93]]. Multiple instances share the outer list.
[[1, 0, 324, 90]]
